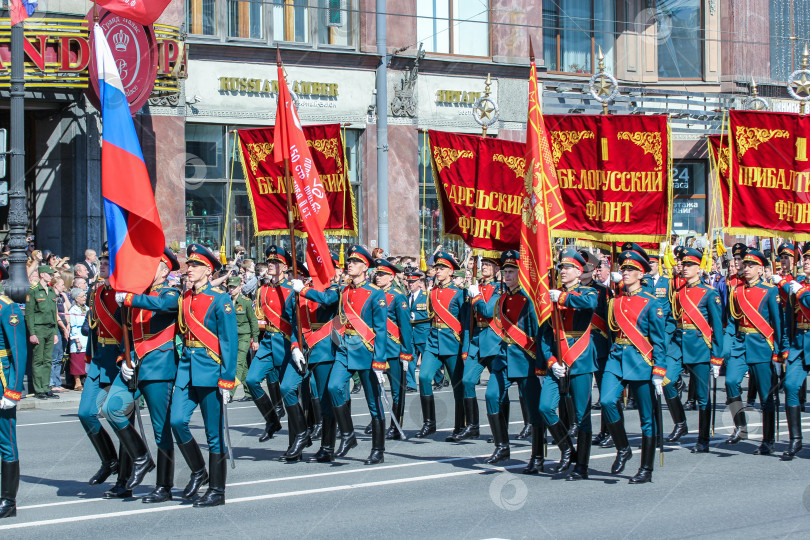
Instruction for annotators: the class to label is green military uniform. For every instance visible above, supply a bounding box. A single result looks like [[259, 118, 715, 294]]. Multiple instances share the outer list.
[[229, 277, 259, 398], [25, 266, 58, 396]]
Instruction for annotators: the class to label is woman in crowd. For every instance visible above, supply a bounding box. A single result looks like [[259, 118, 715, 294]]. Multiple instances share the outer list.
[[67, 288, 88, 391], [50, 276, 71, 393]]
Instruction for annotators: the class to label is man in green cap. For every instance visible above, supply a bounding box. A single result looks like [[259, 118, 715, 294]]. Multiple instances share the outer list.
[[228, 276, 259, 401], [25, 265, 59, 399]]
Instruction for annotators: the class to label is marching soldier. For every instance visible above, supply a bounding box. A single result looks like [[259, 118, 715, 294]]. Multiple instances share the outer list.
[[0, 264, 26, 517], [540, 249, 598, 479], [457, 255, 503, 442], [724, 248, 782, 455], [228, 275, 259, 401], [25, 264, 59, 399], [666, 247, 724, 453], [247, 245, 294, 443], [79, 254, 132, 498], [171, 244, 237, 507], [289, 256, 341, 462], [405, 272, 428, 393], [601, 250, 668, 484], [101, 248, 181, 503], [484, 250, 542, 465], [324, 245, 388, 464], [415, 251, 469, 440]]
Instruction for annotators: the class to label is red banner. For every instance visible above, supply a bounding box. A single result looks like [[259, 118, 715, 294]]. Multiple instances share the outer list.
[[429, 130, 526, 253], [726, 110, 810, 238], [543, 114, 672, 243], [237, 124, 357, 237], [707, 134, 732, 229]]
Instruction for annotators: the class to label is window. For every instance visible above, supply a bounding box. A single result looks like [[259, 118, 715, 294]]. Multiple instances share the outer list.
[[656, 0, 702, 79], [672, 161, 706, 235], [274, 0, 309, 43], [186, 124, 225, 180], [318, 0, 353, 46], [417, 133, 465, 258], [417, 0, 489, 57], [770, 0, 810, 81], [229, 0, 263, 39], [543, 0, 615, 74], [187, 0, 218, 36]]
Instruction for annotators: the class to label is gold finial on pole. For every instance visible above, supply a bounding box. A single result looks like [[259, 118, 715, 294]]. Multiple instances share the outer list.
[[473, 72, 498, 136], [589, 46, 617, 115]]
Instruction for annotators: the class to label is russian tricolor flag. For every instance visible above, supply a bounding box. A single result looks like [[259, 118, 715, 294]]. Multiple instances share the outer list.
[[94, 24, 165, 294], [10, 0, 37, 26]]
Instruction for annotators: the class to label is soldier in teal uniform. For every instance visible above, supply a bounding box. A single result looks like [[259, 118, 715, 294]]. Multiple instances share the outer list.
[[79, 254, 132, 498], [415, 252, 469, 440], [325, 245, 388, 464], [779, 244, 810, 460], [457, 255, 502, 442], [0, 264, 27, 518], [100, 248, 181, 504], [25, 264, 58, 399], [483, 250, 541, 465], [666, 247, 724, 453], [601, 250, 668, 484], [372, 259, 414, 440], [539, 249, 598, 479], [405, 272, 428, 392], [247, 245, 295, 443], [289, 257, 341, 462], [170, 244, 237, 507], [724, 248, 783, 455], [228, 275, 259, 401]]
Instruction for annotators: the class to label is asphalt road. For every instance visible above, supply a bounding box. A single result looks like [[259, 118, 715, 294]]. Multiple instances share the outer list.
[[3, 380, 810, 539]]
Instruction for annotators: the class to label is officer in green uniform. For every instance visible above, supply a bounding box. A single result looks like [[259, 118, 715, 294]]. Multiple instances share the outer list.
[[25, 264, 59, 399], [228, 276, 258, 400]]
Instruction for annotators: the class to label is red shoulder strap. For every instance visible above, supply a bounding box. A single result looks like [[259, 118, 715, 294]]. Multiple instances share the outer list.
[[613, 296, 653, 363], [677, 286, 712, 347], [183, 291, 221, 358]]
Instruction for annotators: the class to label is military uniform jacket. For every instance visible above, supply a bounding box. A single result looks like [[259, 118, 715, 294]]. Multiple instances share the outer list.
[[492, 285, 539, 379], [122, 282, 180, 382], [291, 284, 339, 365], [25, 282, 57, 332], [725, 278, 783, 364], [0, 296, 26, 401], [589, 281, 612, 361], [781, 278, 810, 367], [408, 289, 430, 346], [666, 280, 724, 367], [381, 286, 414, 362], [650, 274, 670, 307], [426, 282, 468, 357], [233, 293, 259, 341], [775, 272, 795, 355], [87, 285, 124, 385], [467, 279, 504, 359], [333, 280, 387, 371], [539, 283, 598, 377], [255, 279, 295, 368], [178, 283, 237, 389], [605, 287, 668, 381]]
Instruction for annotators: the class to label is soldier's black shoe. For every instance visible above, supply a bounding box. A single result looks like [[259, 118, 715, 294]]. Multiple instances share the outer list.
[[333, 403, 358, 458], [606, 421, 631, 474], [592, 432, 607, 446], [600, 433, 615, 448], [87, 429, 119, 485], [254, 394, 282, 443], [364, 419, 386, 465], [0, 461, 19, 518], [692, 409, 711, 454], [385, 417, 401, 440], [282, 404, 313, 462], [414, 395, 437, 438], [309, 422, 323, 441], [103, 481, 132, 499], [548, 421, 574, 473], [484, 414, 510, 464], [194, 453, 226, 508], [103, 446, 133, 499], [116, 425, 155, 490], [522, 425, 544, 475], [624, 397, 637, 410], [629, 436, 655, 484], [456, 398, 480, 440], [754, 409, 775, 455], [364, 422, 373, 435], [309, 417, 336, 463], [782, 405, 803, 461], [446, 400, 466, 442], [236, 395, 253, 402], [350, 383, 362, 394], [567, 431, 591, 481], [515, 424, 531, 440], [45, 391, 60, 399], [725, 396, 748, 444], [683, 400, 697, 411], [664, 396, 689, 443], [177, 439, 208, 499], [142, 448, 174, 503], [308, 397, 323, 441]]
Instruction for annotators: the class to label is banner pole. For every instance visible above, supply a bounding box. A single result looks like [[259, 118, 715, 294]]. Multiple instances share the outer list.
[[283, 158, 305, 364]]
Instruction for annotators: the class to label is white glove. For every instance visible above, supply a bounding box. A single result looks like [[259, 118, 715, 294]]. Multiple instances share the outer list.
[[467, 283, 480, 297], [551, 362, 566, 378], [789, 281, 803, 295], [219, 387, 231, 405], [772, 275, 783, 285], [711, 364, 721, 379], [0, 397, 16, 410], [611, 272, 623, 284], [292, 347, 306, 372], [114, 292, 127, 305], [291, 279, 305, 293], [374, 369, 385, 385], [402, 360, 409, 373], [652, 375, 664, 396], [120, 362, 134, 382], [549, 289, 562, 302]]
